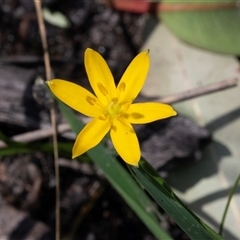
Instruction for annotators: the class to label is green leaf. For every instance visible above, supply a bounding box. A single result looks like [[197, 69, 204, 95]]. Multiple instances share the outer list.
[[0, 131, 10, 144], [160, 0, 240, 54], [0, 130, 72, 157], [0, 146, 32, 156], [0, 142, 73, 157], [43, 8, 70, 28], [0, 131, 33, 155], [219, 174, 240, 235], [130, 158, 224, 240], [57, 100, 172, 240]]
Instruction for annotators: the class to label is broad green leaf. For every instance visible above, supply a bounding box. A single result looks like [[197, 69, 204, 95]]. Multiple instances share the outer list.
[[43, 8, 70, 28], [160, 0, 240, 54], [57, 100, 172, 240], [130, 158, 224, 240]]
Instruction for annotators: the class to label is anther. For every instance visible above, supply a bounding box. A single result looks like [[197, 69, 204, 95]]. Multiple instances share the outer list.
[[97, 82, 108, 96], [118, 82, 126, 92], [98, 115, 107, 121], [131, 112, 144, 119], [86, 96, 96, 105]]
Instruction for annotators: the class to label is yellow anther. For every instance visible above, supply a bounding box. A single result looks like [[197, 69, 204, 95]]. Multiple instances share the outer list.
[[131, 112, 144, 119], [97, 82, 108, 96], [118, 82, 126, 92], [98, 115, 107, 120], [86, 96, 96, 105]]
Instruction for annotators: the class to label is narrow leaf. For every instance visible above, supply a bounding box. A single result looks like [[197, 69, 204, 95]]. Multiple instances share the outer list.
[[57, 100, 172, 240], [130, 158, 224, 240]]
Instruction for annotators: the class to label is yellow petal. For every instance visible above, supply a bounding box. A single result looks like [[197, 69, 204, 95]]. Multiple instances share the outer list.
[[84, 48, 117, 105], [117, 50, 149, 104], [110, 118, 140, 166], [72, 118, 111, 158], [47, 79, 103, 118], [125, 102, 177, 124]]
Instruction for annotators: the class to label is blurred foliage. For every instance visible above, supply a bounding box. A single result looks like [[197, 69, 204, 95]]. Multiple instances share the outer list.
[[43, 8, 70, 29], [161, 0, 240, 54]]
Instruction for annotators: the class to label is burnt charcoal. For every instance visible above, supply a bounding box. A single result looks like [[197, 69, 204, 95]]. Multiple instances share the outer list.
[[74, 186, 158, 240], [0, 65, 64, 135], [138, 116, 211, 177], [0, 202, 54, 240], [0, 153, 102, 235], [0, 65, 45, 131]]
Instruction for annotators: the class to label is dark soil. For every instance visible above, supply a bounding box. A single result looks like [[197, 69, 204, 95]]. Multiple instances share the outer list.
[[0, 1, 211, 239]]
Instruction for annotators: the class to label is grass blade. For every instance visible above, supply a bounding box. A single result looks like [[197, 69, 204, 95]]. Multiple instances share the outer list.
[[57, 100, 172, 240], [219, 174, 240, 235], [130, 158, 224, 240]]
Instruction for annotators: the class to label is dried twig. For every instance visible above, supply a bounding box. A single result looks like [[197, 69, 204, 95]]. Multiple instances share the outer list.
[[0, 77, 237, 148], [0, 124, 70, 148], [33, 1, 60, 239], [159, 78, 238, 104]]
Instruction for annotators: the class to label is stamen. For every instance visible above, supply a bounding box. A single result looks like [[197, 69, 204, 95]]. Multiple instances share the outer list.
[[111, 125, 117, 132], [120, 102, 130, 111], [111, 97, 117, 103], [122, 113, 129, 119], [86, 96, 105, 109], [98, 115, 107, 121], [131, 112, 144, 119], [97, 82, 108, 96], [86, 96, 96, 105], [118, 82, 126, 92], [109, 102, 114, 108]]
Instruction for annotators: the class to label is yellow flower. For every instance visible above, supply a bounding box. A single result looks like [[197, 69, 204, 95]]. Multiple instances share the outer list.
[[47, 48, 176, 166]]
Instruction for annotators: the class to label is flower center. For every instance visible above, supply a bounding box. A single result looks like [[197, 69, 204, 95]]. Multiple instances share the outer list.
[[106, 101, 121, 119], [97, 97, 130, 121]]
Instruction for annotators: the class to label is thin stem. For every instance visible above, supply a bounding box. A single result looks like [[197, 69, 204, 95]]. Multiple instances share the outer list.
[[33, 1, 60, 239], [219, 174, 240, 235]]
